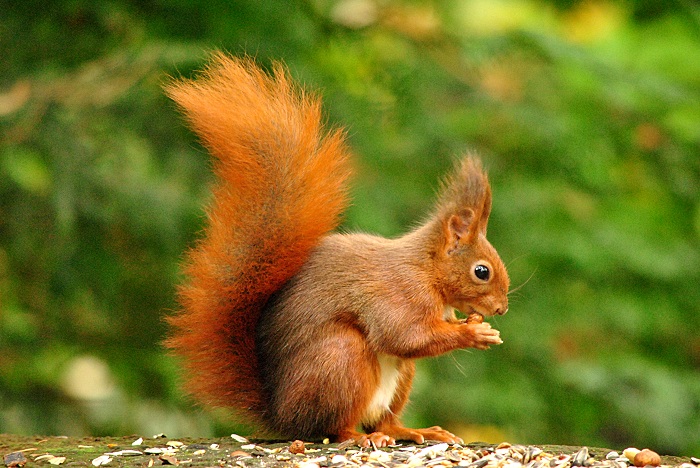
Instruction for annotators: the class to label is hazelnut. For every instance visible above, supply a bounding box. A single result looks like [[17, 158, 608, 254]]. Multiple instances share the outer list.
[[466, 313, 484, 324], [289, 440, 305, 455], [634, 449, 661, 467], [624, 448, 641, 462]]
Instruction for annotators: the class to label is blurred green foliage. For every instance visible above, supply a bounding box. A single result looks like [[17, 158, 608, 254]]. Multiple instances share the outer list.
[[1, 0, 699, 456]]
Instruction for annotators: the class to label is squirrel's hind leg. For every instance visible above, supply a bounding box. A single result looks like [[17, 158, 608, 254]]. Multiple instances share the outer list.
[[365, 360, 463, 445], [268, 323, 379, 441]]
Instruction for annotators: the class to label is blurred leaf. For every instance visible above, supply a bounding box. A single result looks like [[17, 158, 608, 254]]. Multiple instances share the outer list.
[[2, 147, 51, 195]]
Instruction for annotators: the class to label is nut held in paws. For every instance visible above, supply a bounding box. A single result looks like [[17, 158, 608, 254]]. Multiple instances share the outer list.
[[467, 312, 484, 324]]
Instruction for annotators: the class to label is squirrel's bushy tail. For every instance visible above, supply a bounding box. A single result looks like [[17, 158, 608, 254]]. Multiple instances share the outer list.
[[164, 53, 351, 423]]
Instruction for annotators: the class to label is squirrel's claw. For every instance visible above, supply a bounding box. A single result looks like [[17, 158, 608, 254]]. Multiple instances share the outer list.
[[337, 431, 395, 449], [464, 322, 503, 349]]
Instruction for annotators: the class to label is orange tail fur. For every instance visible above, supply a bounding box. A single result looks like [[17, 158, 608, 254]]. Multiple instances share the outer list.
[[164, 54, 351, 423]]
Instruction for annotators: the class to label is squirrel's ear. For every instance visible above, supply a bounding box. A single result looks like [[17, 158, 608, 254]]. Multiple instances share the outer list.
[[445, 208, 477, 253]]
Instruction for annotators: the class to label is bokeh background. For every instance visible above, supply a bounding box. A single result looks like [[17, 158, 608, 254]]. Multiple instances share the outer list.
[[1, 0, 699, 457]]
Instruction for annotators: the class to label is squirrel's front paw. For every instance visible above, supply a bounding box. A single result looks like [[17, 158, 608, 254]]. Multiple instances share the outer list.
[[462, 322, 502, 350]]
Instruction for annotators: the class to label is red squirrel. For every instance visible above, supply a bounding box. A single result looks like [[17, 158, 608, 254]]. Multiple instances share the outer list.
[[165, 53, 510, 448]]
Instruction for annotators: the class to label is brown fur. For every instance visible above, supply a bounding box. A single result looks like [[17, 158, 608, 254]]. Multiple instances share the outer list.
[[166, 53, 509, 446]]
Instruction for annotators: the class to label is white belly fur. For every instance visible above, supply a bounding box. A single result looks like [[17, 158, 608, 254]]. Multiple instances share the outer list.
[[362, 354, 401, 425]]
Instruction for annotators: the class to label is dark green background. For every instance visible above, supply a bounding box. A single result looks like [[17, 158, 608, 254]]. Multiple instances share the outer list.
[[1, 0, 699, 457]]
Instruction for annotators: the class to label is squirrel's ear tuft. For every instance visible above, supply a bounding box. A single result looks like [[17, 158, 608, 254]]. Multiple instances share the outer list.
[[477, 183, 492, 236], [436, 155, 493, 244]]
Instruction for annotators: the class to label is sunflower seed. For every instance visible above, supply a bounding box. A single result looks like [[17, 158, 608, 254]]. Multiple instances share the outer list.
[[573, 447, 589, 466]]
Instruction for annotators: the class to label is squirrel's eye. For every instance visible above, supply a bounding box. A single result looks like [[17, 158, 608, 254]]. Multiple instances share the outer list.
[[474, 264, 490, 281]]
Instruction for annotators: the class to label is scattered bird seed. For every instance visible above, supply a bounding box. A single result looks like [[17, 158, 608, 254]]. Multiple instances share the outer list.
[[91, 455, 112, 466], [230, 450, 250, 458], [415, 443, 450, 459], [332, 454, 349, 464], [159, 454, 179, 465], [289, 440, 306, 454], [467, 457, 490, 468], [14, 438, 689, 468], [633, 449, 661, 467], [257, 443, 649, 468], [231, 433, 249, 443], [105, 450, 142, 456], [4, 452, 27, 468], [572, 446, 590, 466], [369, 450, 392, 463], [297, 462, 320, 468], [144, 448, 167, 455]]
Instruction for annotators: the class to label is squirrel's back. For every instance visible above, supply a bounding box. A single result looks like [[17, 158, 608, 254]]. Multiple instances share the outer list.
[[164, 53, 352, 421]]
